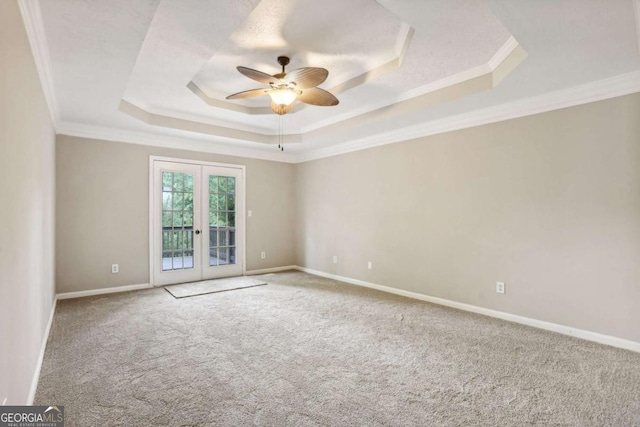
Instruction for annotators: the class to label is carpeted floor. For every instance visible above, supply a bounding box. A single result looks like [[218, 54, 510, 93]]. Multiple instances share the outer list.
[[36, 271, 640, 426]]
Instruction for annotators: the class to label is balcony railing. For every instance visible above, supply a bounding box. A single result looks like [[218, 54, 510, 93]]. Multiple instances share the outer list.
[[161, 225, 236, 271]]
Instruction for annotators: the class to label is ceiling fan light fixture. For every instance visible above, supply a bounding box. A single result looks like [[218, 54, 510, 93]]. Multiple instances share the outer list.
[[268, 88, 298, 106], [226, 57, 338, 119], [270, 101, 295, 115]]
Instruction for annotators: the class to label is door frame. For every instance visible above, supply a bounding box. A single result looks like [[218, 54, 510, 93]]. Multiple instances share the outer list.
[[149, 155, 246, 287]]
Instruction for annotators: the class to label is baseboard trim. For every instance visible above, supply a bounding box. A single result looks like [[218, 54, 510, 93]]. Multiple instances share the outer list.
[[294, 266, 640, 353], [56, 283, 152, 300], [245, 265, 298, 276], [27, 296, 57, 405]]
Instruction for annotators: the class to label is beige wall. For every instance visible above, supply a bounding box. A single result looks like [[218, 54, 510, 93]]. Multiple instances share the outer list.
[[55, 136, 295, 293], [295, 93, 640, 343], [0, 1, 56, 404]]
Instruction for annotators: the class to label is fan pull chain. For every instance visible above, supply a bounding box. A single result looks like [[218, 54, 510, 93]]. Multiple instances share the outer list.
[[278, 115, 284, 151]]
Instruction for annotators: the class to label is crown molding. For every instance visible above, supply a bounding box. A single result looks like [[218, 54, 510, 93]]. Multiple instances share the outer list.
[[297, 70, 640, 163], [634, 0, 640, 56], [17, 0, 61, 125], [56, 69, 640, 165], [56, 121, 297, 163]]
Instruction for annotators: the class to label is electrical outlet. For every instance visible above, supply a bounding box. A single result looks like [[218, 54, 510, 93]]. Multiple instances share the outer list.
[[111, 264, 119, 274], [367, 261, 372, 270], [496, 282, 505, 294], [261, 251, 266, 259], [333, 256, 338, 264]]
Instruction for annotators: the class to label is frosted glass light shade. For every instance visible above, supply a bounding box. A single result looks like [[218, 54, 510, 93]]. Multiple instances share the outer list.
[[268, 88, 297, 106], [270, 101, 294, 115]]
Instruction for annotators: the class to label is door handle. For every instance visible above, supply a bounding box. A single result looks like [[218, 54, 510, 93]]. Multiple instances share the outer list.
[[195, 230, 201, 235]]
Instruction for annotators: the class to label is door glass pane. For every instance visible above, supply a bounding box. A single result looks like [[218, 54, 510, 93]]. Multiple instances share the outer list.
[[211, 194, 219, 211], [184, 250, 194, 268], [209, 247, 218, 267], [218, 195, 227, 211], [184, 192, 193, 211], [161, 171, 195, 271], [219, 229, 228, 246], [209, 228, 218, 247], [183, 211, 193, 227], [209, 174, 237, 266], [218, 247, 229, 265], [162, 211, 172, 227], [162, 192, 172, 210], [172, 212, 183, 227], [219, 177, 228, 193], [184, 175, 193, 192]]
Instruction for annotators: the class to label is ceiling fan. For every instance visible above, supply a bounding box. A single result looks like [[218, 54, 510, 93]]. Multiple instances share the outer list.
[[225, 56, 339, 115]]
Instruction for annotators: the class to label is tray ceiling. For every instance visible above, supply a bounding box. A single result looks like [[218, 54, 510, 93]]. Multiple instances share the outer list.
[[30, 0, 640, 161]]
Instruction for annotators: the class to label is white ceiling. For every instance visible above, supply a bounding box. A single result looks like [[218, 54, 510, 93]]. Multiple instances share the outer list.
[[29, 0, 640, 162]]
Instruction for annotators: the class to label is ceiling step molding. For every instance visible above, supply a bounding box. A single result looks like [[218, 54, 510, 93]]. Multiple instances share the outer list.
[[297, 69, 640, 163], [118, 100, 303, 146], [17, 0, 60, 125], [487, 36, 520, 71], [297, 36, 522, 135]]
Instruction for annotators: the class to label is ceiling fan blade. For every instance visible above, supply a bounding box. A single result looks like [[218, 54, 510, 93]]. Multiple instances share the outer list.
[[237, 66, 277, 85], [225, 88, 269, 99], [285, 67, 329, 89], [297, 87, 339, 106]]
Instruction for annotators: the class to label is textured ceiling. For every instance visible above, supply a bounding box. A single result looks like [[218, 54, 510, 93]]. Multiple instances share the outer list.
[[37, 0, 640, 159], [193, 0, 404, 106]]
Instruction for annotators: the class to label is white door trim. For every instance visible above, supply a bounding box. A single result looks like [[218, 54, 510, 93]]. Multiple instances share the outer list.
[[149, 156, 247, 286]]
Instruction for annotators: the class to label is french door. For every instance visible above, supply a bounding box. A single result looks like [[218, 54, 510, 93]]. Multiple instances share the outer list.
[[151, 158, 244, 286]]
